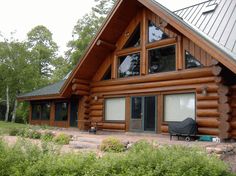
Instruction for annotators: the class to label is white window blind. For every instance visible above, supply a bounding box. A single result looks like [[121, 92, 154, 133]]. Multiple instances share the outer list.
[[164, 93, 195, 122], [105, 98, 126, 121]]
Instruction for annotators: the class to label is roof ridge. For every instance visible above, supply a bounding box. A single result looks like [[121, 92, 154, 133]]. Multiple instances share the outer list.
[[174, 0, 213, 13]]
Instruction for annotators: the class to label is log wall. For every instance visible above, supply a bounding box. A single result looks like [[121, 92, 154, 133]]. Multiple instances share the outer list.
[[230, 86, 236, 138]]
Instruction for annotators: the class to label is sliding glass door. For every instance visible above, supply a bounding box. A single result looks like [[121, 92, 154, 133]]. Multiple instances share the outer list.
[[130, 96, 156, 132]]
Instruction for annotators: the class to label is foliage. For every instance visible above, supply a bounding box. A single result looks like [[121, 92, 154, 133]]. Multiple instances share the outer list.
[[41, 131, 54, 142], [53, 133, 71, 145], [0, 138, 234, 176], [100, 137, 125, 152], [66, 0, 116, 66], [0, 121, 28, 135]]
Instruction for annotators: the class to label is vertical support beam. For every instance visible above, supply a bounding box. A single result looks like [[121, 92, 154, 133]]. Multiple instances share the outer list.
[[29, 102, 32, 125], [111, 54, 117, 79], [177, 35, 183, 70], [157, 94, 163, 133], [125, 96, 131, 132], [141, 8, 147, 75], [50, 102, 55, 126], [67, 101, 71, 128]]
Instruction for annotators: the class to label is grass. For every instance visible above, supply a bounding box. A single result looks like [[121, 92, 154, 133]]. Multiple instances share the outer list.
[[0, 121, 28, 135]]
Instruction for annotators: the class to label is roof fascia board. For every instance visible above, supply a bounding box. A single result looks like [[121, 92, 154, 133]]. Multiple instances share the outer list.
[[60, 0, 124, 96], [139, 0, 236, 73], [17, 94, 63, 102]]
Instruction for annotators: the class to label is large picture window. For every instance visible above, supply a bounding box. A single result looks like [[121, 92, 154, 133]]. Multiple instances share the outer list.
[[105, 98, 126, 121], [148, 45, 176, 74], [118, 53, 140, 78], [55, 102, 68, 121], [31, 102, 50, 120], [164, 93, 195, 122]]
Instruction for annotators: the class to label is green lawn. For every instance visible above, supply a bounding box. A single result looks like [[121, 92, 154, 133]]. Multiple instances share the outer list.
[[0, 121, 28, 134]]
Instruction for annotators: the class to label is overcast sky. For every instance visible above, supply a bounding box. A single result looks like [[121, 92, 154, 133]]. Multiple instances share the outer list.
[[0, 0, 206, 56]]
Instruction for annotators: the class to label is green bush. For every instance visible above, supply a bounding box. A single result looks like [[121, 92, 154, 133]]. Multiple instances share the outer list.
[[28, 130, 41, 139], [41, 132, 54, 142], [9, 128, 20, 136], [0, 138, 234, 176], [100, 137, 125, 152], [53, 133, 71, 145]]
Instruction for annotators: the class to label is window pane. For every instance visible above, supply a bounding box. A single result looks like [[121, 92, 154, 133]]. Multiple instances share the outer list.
[[41, 103, 50, 120], [118, 53, 140, 78], [185, 51, 203, 69], [148, 45, 176, 74], [102, 66, 111, 80], [123, 24, 140, 48], [131, 97, 142, 119], [55, 102, 68, 121], [164, 93, 195, 122], [148, 21, 168, 43], [105, 98, 125, 121], [32, 104, 41, 120]]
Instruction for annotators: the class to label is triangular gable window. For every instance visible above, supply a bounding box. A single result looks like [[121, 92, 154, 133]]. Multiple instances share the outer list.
[[102, 66, 111, 80], [148, 20, 168, 43], [185, 51, 203, 69], [123, 24, 140, 49]]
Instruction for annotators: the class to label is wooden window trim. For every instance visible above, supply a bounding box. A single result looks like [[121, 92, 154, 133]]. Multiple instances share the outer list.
[[146, 37, 176, 50], [116, 47, 141, 56]]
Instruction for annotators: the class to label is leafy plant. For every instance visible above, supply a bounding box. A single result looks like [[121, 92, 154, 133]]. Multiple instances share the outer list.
[[28, 130, 41, 139], [100, 137, 125, 152], [41, 132, 54, 142], [8, 128, 21, 136], [53, 133, 71, 145]]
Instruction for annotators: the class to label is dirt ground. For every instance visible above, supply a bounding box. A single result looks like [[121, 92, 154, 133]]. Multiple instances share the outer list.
[[2, 128, 236, 173]]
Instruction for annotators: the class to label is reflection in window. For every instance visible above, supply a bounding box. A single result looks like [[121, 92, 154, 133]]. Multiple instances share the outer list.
[[118, 53, 140, 78], [131, 97, 142, 119], [123, 24, 140, 48], [102, 66, 111, 80], [185, 51, 202, 69], [148, 21, 168, 43], [148, 45, 176, 74], [105, 98, 126, 121], [31, 102, 50, 120], [55, 102, 68, 121], [164, 93, 195, 122]]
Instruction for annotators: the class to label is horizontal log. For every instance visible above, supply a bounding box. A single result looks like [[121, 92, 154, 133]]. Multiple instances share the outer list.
[[198, 127, 219, 136], [74, 90, 89, 96], [196, 118, 219, 128], [210, 59, 219, 66], [91, 67, 213, 87], [96, 39, 116, 50], [90, 104, 103, 110], [98, 122, 125, 130], [72, 83, 90, 91], [197, 109, 219, 117], [195, 85, 218, 93], [230, 121, 236, 129], [219, 103, 231, 114], [196, 100, 218, 109], [161, 125, 168, 133], [212, 65, 222, 76], [219, 121, 230, 132], [90, 110, 103, 117], [231, 103, 236, 108], [90, 99, 103, 105], [218, 85, 229, 95], [219, 95, 229, 104], [72, 78, 90, 85], [231, 130, 236, 137], [91, 77, 216, 93], [197, 94, 219, 101]]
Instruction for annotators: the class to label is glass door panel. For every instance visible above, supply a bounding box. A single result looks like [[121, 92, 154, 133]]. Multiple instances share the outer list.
[[144, 97, 156, 131], [131, 97, 142, 131]]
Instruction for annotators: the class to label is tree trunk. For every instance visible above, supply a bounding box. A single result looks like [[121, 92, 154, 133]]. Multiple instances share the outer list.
[[11, 99, 18, 123], [5, 86, 9, 122]]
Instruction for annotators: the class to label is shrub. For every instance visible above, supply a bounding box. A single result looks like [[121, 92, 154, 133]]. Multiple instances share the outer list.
[[53, 133, 71, 145], [100, 137, 125, 152], [9, 128, 20, 136], [28, 130, 41, 139], [41, 132, 54, 142]]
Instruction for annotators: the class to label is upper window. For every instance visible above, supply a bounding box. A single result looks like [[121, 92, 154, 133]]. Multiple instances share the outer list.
[[123, 24, 140, 49], [185, 51, 203, 69], [102, 66, 111, 80], [118, 53, 140, 78], [55, 102, 68, 121], [148, 45, 176, 74], [164, 93, 195, 122], [31, 102, 50, 120], [105, 98, 126, 121], [148, 20, 168, 43]]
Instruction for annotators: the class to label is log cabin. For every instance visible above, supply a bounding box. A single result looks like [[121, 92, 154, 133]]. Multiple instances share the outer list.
[[18, 0, 236, 140]]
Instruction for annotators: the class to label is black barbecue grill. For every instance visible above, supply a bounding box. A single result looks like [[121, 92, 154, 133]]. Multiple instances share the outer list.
[[168, 118, 198, 141]]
